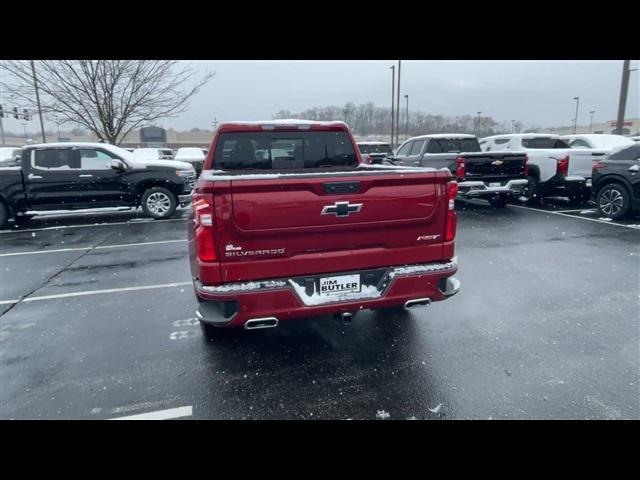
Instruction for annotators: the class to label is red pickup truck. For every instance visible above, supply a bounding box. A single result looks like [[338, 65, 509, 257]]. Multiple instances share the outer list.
[[188, 120, 460, 337]]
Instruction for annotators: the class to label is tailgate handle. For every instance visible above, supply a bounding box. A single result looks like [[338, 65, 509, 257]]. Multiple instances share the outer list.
[[323, 181, 360, 194]]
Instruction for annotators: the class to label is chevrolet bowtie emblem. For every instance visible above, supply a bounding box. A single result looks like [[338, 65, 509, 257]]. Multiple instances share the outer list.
[[492, 160, 504, 166], [321, 201, 363, 217]]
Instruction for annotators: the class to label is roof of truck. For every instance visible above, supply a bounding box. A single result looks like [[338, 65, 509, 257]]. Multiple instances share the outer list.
[[483, 133, 560, 140], [218, 119, 349, 132], [407, 133, 477, 141]]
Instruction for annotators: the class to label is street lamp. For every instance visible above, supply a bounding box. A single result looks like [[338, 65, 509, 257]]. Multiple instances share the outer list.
[[476, 111, 482, 136], [573, 97, 580, 134], [589, 111, 596, 133], [404, 94, 409, 139], [390, 65, 395, 148]]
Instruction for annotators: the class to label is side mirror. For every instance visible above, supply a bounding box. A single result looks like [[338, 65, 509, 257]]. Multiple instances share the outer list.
[[110, 159, 127, 171]]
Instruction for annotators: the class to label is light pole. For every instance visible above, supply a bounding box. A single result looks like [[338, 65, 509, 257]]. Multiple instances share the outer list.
[[614, 60, 638, 135], [573, 97, 580, 134], [404, 94, 409, 139], [390, 65, 395, 148], [589, 111, 596, 133], [476, 111, 482, 136], [396, 60, 401, 147], [30, 60, 46, 143]]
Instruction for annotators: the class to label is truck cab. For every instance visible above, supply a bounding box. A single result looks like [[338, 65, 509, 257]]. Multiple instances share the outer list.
[[0, 142, 196, 228]]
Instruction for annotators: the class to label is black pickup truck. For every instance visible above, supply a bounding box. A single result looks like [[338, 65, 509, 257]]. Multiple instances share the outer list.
[[386, 134, 529, 207], [0, 142, 196, 228]]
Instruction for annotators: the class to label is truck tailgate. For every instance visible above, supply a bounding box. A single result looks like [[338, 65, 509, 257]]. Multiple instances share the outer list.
[[567, 150, 603, 178], [461, 151, 527, 181], [211, 170, 451, 282]]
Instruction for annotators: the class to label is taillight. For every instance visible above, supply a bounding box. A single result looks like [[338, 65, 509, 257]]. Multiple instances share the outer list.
[[556, 156, 569, 177], [192, 194, 216, 262], [524, 154, 529, 177], [445, 181, 458, 242], [455, 157, 466, 179]]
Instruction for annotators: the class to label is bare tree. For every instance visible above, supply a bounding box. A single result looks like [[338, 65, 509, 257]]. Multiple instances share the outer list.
[[1, 60, 214, 144]]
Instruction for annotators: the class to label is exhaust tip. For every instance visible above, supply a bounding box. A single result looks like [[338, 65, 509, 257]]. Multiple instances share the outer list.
[[244, 317, 279, 330], [404, 298, 431, 309]]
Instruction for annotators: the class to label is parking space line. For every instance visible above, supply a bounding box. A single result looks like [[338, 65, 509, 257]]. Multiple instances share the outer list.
[[0, 298, 21, 305], [0, 239, 187, 257], [0, 217, 188, 234], [1, 282, 192, 306], [110, 406, 193, 420], [548, 208, 597, 214], [509, 205, 640, 230]]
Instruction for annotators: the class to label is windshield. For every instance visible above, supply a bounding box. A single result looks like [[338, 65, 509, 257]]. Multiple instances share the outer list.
[[213, 131, 358, 170], [358, 143, 393, 154], [175, 148, 205, 159], [522, 137, 570, 149]]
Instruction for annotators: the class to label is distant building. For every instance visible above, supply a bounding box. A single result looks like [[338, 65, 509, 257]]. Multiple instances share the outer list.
[[542, 118, 639, 136]]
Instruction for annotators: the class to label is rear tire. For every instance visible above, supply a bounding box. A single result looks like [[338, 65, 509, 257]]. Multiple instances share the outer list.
[[488, 196, 509, 208], [521, 175, 541, 205], [597, 183, 630, 220], [0, 203, 8, 229], [141, 187, 177, 219]]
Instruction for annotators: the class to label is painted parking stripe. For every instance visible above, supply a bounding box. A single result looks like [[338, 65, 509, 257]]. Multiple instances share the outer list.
[[0, 282, 192, 305], [0, 217, 188, 234], [110, 406, 193, 420], [0, 239, 187, 257], [509, 204, 640, 230]]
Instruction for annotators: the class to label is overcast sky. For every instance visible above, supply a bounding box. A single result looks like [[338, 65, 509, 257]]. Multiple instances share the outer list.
[[3, 60, 639, 134]]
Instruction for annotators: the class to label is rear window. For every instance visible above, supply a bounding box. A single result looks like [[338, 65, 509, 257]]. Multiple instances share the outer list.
[[609, 144, 640, 161], [33, 149, 77, 169], [358, 143, 393, 155], [522, 138, 570, 149], [427, 138, 480, 153], [214, 131, 358, 170]]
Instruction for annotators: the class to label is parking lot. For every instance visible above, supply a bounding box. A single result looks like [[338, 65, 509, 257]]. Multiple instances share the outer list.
[[0, 201, 638, 420]]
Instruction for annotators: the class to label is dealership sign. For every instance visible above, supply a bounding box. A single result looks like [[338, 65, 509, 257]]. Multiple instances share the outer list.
[[610, 121, 633, 127]]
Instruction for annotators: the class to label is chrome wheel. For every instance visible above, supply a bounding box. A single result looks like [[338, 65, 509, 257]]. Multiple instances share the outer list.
[[599, 188, 623, 216], [146, 192, 172, 215]]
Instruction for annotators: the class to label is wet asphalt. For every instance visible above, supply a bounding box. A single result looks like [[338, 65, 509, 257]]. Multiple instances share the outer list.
[[0, 202, 638, 420]]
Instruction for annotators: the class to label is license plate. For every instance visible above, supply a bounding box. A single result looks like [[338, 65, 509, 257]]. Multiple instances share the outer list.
[[489, 182, 501, 187], [319, 274, 361, 296]]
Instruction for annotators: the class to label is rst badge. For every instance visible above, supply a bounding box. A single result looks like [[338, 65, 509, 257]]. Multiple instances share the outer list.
[[417, 234, 441, 241]]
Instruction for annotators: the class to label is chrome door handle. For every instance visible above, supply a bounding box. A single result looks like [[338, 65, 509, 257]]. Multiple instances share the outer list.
[[27, 173, 43, 180], [79, 174, 94, 178]]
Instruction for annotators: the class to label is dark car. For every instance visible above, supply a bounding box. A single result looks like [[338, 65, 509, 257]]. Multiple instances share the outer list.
[[592, 143, 640, 219]]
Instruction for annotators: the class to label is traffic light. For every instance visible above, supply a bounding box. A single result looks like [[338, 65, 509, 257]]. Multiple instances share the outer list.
[[23, 109, 29, 121], [13, 107, 19, 119]]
